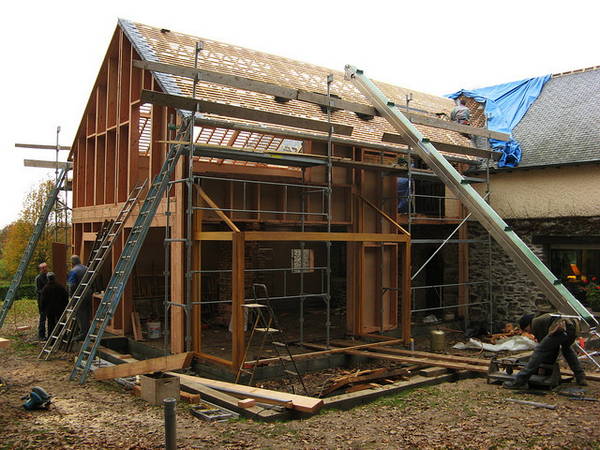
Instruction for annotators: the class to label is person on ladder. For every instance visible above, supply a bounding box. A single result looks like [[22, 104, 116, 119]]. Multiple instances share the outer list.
[[35, 262, 50, 341], [504, 312, 588, 388], [67, 255, 90, 341]]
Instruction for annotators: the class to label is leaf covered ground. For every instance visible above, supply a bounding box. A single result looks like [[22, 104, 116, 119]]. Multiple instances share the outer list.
[[2, 300, 600, 449]]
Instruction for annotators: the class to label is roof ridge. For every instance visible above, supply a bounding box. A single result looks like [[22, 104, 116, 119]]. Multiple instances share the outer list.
[[552, 65, 600, 78]]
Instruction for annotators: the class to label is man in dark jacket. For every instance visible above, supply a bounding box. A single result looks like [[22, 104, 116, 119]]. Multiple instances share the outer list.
[[68, 255, 89, 340], [34, 262, 49, 340], [40, 272, 68, 337], [504, 312, 587, 388]]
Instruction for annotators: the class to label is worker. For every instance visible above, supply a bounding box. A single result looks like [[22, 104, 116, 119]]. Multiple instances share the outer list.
[[67, 255, 89, 340], [40, 272, 68, 338], [504, 312, 587, 388], [450, 99, 471, 125], [34, 262, 49, 340]]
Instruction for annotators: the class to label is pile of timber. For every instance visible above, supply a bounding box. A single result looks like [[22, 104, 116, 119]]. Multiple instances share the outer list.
[[93, 348, 323, 416]]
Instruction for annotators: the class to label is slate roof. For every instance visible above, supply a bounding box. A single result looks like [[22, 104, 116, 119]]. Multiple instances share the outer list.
[[512, 67, 600, 168], [120, 19, 474, 151]]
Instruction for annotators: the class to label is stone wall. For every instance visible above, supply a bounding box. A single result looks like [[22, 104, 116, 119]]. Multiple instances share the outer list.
[[468, 216, 600, 329]]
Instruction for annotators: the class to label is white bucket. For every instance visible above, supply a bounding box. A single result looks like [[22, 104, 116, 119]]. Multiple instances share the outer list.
[[147, 321, 161, 339]]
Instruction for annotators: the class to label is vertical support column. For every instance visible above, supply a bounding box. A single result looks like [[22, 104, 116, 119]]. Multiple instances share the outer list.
[[231, 232, 245, 370], [458, 204, 470, 319], [402, 241, 412, 344], [170, 156, 186, 354], [191, 185, 202, 352]]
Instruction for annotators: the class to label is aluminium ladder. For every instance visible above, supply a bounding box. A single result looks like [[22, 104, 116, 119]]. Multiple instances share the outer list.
[[39, 181, 147, 360], [0, 168, 69, 328], [70, 128, 188, 383], [236, 283, 308, 395], [344, 65, 599, 330]]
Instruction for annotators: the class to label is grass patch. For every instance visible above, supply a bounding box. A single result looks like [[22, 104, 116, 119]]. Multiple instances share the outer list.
[[2, 298, 38, 325], [369, 385, 444, 409]]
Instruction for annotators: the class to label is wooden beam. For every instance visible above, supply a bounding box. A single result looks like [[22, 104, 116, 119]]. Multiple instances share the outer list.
[[93, 352, 194, 380], [197, 186, 240, 232], [239, 231, 409, 243], [23, 159, 72, 170], [169, 372, 323, 413], [356, 193, 409, 236], [0, 337, 10, 349], [194, 231, 234, 241], [304, 344, 487, 372], [141, 90, 353, 136], [15, 143, 71, 151], [231, 232, 245, 370], [135, 60, 510, 141], [244, 339, 403, 365], [382, 133, 502, 160]]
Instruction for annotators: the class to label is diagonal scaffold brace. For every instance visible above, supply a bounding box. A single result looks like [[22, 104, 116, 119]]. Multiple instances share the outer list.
[[344, 65, 600, 365]]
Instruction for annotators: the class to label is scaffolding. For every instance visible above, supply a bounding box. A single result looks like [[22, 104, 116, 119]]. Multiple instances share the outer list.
[[403, 127, 495, 332], [160, 43, 337, 365]]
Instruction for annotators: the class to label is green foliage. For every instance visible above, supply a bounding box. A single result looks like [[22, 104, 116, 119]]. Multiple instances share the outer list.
[[0, 177, 71, 284], [0, 283, 36, 300]]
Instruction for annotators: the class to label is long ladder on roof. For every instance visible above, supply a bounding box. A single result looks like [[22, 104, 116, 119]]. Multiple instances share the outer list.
[[0, 168, 69, 328], [39, 181, 147, 360], [70, 126, 189, 383], [344, 65, 599, 330]]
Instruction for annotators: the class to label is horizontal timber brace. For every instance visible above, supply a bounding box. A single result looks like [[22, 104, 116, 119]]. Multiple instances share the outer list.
[[24, 159, 72, 170], [193, 116, 484, 166], [194, 231, 410, 242], [134, 59, 510, 142], [140, 90, 353, 135]]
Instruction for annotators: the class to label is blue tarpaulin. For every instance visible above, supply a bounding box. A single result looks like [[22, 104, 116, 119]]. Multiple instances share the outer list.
[[447, 75, 550, 167]]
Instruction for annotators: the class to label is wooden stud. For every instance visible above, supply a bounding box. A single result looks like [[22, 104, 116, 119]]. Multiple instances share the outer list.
[[231, 232, 245, 370]]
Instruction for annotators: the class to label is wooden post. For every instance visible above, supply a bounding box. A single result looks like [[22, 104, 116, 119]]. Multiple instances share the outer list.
[[231, 232, 245, 370], [402, 242, 412, 344], [170, 154, 186, 353]]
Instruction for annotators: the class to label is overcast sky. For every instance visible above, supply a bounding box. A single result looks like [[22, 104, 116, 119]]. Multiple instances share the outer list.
[[1, 0, 597, 228]]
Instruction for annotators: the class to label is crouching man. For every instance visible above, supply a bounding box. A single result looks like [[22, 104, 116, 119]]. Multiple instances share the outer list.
[[504, 312, 587, 388]]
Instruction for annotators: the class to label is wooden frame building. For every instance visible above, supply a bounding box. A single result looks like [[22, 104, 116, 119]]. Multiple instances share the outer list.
[[68, 19, 504, 371]]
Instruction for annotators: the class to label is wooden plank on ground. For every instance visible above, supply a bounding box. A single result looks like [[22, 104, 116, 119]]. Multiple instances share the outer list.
[[169, 372, 323, 414], [171, 373, 289, 421], [237, 398, 256, 408], [94, 352, 194, 380], [304, 343, 487, 373], [419, 367, 450, 377], [322, 367, 414, 396], [244, 339, 403, 366], [0, 338, 10, 349]]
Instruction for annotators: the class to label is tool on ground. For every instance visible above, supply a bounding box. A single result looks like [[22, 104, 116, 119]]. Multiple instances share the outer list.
[[506, 398, 556, 410], [0, 168, 69, 328], [70, 124, 189, 383], [236, 283, 308, 395], [190, 401, 239, 422], [487, 357, 562, 389], [39, 181, 146, 360], [344, 65, 600, 370], [22, 386, 52, 410]]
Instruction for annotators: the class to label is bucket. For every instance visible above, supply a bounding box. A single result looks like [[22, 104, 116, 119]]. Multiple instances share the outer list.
[[147, 321, 161, 339], [430, 329, 446, 352]]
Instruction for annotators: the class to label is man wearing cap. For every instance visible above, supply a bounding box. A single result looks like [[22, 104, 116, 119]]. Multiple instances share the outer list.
[[67, 255, 89, 340], [34, 262, 49, 340], [40, 272, 68, 337], [504, 312, 587, 388]]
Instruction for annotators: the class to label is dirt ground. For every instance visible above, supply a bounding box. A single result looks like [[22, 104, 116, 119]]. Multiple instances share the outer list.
[[2, 300, 600, 449]]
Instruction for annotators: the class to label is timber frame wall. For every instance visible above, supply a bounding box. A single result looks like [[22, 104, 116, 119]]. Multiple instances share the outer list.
[[69, 24, 481, 371]]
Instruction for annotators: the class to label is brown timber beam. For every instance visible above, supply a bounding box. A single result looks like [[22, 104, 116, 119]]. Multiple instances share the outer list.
[[140, 90, 353, 136], [134, 60, 510, 141]]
